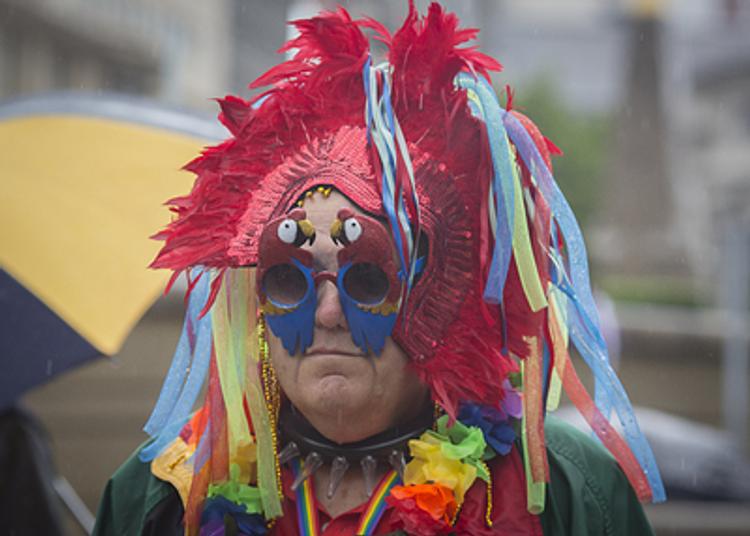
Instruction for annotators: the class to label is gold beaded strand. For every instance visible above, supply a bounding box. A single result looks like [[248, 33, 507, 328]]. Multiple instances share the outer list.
[[450, 502, 463, 527], [432, 401, 444, 431], [482, 461, 493, 527], [295, 185, 334, 207], [258, 317, 283, 501]]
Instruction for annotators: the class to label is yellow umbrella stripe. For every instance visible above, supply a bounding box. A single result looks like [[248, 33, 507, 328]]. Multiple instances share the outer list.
[[0, 115, 202, 355]]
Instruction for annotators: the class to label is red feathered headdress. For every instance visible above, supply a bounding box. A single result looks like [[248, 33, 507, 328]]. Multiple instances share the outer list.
[[151, 2, 536, 417], [146, 4, 665, 529]]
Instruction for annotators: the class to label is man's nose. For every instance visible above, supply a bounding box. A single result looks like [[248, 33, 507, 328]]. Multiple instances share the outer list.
[[315, 280, 348, 330]]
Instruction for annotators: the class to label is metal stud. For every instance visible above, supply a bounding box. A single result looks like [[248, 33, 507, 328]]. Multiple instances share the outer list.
[[361, 455, 377, 498], [387, 449, 406, 481], [291, 451, 323, 491], [277, 442, 300, 466], [326, 456, 350, 499]]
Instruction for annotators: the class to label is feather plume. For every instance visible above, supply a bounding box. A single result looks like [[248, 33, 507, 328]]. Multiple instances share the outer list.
[[151, 8, 373, 299]]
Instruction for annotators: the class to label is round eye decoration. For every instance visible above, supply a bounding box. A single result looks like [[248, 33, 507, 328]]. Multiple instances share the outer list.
[[330, 208, 364, 247], [275, 210, 316, 248], [277, 218, 298, 244], [343, 217, 362, 243]]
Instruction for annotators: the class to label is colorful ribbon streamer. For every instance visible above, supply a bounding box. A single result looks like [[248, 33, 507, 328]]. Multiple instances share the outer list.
[[362, 57, 421, 299], [454, 73, 665, 503], [455, 73, 514, 305], [140, 271, 213, 462], [502, 104, 665, 503], [356, 470, 401, 536]]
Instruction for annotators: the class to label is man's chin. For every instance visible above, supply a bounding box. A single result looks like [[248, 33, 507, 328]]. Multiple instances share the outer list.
[[299, 375, 380, 436], [312, 374, 363, 410]]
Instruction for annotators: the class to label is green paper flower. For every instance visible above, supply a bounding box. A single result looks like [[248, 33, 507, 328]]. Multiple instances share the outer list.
[[207, 463, 264, 515]]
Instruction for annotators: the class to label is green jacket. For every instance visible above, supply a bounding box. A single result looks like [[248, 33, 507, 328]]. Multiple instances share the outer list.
[[94, 417, 654, 535]]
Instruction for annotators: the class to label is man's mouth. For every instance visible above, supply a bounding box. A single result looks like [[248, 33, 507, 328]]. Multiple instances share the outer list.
[[304, 347, 363, 357]]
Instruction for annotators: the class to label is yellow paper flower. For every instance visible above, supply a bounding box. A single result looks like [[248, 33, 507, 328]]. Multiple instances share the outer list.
[[404, 434, 477, 503], [231, 441, 258, 484]]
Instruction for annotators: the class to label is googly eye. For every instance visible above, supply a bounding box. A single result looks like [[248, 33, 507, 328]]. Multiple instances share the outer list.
[[277, 218, 298, 244], [343, 217, 362, 243]]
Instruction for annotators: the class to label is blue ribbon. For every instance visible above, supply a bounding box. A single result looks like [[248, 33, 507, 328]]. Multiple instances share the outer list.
[[454, 74, 514, 306], [451, 73, 665, 501], [362, 57, 410, 283], [140, 272, 213, 461]]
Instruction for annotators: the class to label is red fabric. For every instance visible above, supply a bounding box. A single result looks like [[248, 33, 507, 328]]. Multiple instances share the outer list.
[[269, 451, 542, 536], [270, 468, 402, 536], [453, 450, 543, 536]]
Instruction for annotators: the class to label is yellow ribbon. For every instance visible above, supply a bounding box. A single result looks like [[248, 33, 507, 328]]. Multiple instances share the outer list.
[[511, 163, 547, 312]]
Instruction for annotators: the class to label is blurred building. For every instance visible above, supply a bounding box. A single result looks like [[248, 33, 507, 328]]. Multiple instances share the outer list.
[[0, 0, 234, 111], [667, 0, 750, 293]]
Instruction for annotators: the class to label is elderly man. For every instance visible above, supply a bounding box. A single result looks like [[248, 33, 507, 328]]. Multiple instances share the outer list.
[[94, 3, 663, 535]]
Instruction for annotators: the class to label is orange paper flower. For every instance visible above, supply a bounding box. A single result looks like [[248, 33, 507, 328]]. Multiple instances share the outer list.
[[390, 483, 458, 523]]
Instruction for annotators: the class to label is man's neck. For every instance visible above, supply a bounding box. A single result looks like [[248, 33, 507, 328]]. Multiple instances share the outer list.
[[313, 461, 388, 518]]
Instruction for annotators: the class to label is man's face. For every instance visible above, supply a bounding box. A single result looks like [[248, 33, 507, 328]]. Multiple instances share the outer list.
[[266, 191, 429, 444]]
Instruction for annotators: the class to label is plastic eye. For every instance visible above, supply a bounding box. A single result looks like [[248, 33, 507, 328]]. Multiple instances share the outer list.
[[277, 218, 298, 244], [343, 263, 389, 305], [343, 217, 362, 243], [262, 264, 308, 305]]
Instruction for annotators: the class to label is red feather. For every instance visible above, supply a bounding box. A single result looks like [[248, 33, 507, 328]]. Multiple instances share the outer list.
[[388, 1, 501, 108], [216, 95, 251, 136]]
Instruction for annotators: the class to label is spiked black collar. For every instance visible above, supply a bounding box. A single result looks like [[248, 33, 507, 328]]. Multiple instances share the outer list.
[[277, 401, 434, 497]]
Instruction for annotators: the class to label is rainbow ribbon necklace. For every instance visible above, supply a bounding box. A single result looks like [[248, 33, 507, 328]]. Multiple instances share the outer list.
[[291, 458, 400, 536]]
